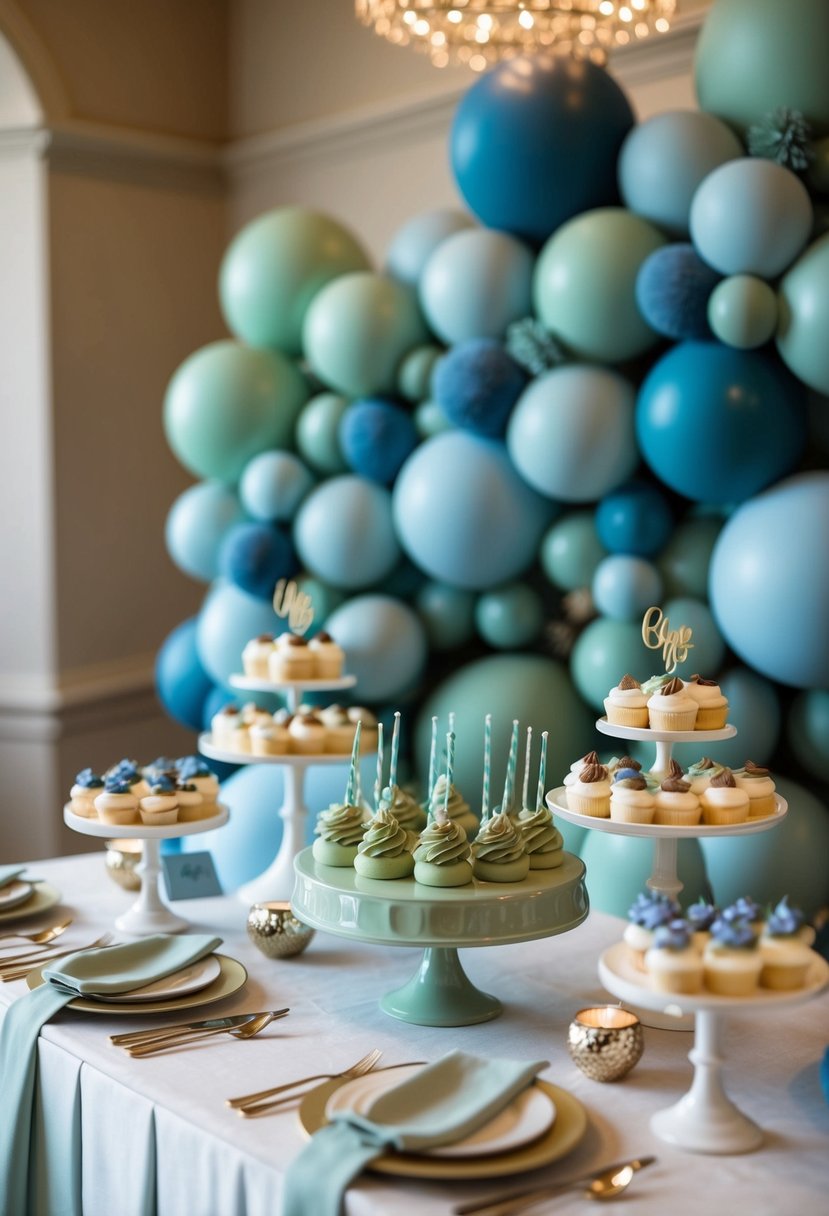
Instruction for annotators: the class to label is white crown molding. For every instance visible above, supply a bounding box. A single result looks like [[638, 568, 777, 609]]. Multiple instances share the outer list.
[[44, 120, 225, 192]]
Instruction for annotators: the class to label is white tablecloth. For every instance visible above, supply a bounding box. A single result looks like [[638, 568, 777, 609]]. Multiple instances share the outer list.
[[1, 853, 827, 1216]]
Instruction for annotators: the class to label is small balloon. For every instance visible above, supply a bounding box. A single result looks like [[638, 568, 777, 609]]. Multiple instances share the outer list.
[[239, 451, 314, 523], [415, 581, 477, 651], [570, 618, 654, 712], [432, 339, 528, 438], [294, 475, 401, 590], [165, 482, 246, 583], [475, 584, 544, 649], [707, 275, 778, 349], [295, 393, 349, 475], [397, 345, 443, 403], [635, 244, 719, 341], [658, 516, 723, 599], [540, 512, 606, 591], [414, 399, 453, 440], [385, 209, 474, 287], [219, 522, 298, 601], [338, 398, 419, 485], [592, 555, 663, 623]]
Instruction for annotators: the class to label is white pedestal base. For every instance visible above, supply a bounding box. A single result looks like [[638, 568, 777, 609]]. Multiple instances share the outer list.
[[115, 837, 188, 935], [238, 765, 307, 905]]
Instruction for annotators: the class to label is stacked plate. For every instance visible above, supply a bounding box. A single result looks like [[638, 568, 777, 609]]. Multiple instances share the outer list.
[[0, 879, 62, 925]]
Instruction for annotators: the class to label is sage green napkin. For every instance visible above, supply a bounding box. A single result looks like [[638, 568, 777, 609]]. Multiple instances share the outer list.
[[282, 1050, 548, 1216], [0, 864, 27, 889], [0, 933, 221, 1214]]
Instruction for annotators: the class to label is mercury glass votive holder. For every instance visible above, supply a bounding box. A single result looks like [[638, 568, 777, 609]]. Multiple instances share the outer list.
[[567, 1005, 644, 1082], [104, 839, 143, 892], [247, 901, 315, 959]]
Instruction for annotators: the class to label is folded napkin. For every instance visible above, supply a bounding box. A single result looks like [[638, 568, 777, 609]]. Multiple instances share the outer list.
[[0, 864, 27, 890], [282, 1050, 547, 1216], [0, 933, 221, 1214]]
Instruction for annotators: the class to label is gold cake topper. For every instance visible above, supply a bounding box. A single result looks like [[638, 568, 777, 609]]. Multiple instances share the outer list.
[[641, 606, 693, 674], [272, 579, 314, 635]]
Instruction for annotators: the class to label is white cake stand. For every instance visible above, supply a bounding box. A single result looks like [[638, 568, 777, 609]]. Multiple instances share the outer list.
[[63, 804, 228, 935], [599, 941, 829, 1154]]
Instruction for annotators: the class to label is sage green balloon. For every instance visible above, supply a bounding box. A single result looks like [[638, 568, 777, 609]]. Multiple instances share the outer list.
[[777, 233, 829, 394], [397, 344, 443, 402], [540, 512, 606, 592], [708, 275, 778, 350], [163, 340, 308, 485], [219, 208, 370, 356], [580, 833, 709, 917], [295, 393, 349, 475], [695, 0, 829, 135], [570, 618, 654, 712], [658, 516, 723, 598]]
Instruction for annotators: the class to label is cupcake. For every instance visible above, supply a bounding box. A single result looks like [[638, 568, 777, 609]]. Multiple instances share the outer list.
[[606, 755, 642, 777], [604, 674, 649, 728], [211, 704, 242, 747], [647, 677, 698, 732], [354, 807, 414, 880], [70, 768, 105, 818], [229, 720, 252, 755], [472, 813, 529, 883], [241, 633, 275, 679], [312, 800, 366, 866], [308, 631, 344, 680], [700, 768, 749, 826], [563, 750, 600, 788], [380, 783, 427, 835], [107, 759, 150, 802], [143, 756, 177, 785], [734, 761, 777, 819], [175, 782, 207, 822], [686, 897, 719, 953], [429, 774, 479, 839], [269, 633, 314, 682], [319, 705, 356, 755], [653, 769, 700, 826], [288, 712, 326, 755], [94, 777, 139, 825], [645, 918, 704, 994], [517, 804, 564, 869], [241, 702, 273, 728], [725, 895, 765, 937], [759, 897, 815, 991], [684, 674, 729, 730], [177, 756, 219, 804], [413, 817, 473, 888], [610, 772, 655, 824], [139, 776, 179, 826], [683, 755, 724, 796], [624, 891, 680, 968], [250, 719, 290, 757], [703, 912, 762, 996], [567, 762, 611, 818]]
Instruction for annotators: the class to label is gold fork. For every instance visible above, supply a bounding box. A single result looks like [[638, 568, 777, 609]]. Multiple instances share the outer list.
[[228, 1047, 383, 1115]]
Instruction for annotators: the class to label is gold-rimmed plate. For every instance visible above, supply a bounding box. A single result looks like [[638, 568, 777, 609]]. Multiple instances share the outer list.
[[0, 882, 62, 924], [298, 1073, 587, 1181]]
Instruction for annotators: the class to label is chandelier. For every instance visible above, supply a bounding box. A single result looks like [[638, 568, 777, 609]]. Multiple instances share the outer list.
[[355, 2, 677, 70]]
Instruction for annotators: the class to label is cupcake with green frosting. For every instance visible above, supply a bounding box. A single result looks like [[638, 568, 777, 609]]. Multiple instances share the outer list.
[[429, 774, 478, 839], [517, 804, 563, 869], [413, 818, 473, 887], [472, 812, 529, 883], [354, 807, 414, 880], [380, 783, 427, 835], [312, 800, 366, 866]]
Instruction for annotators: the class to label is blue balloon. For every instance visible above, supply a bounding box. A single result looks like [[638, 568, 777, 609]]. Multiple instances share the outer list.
[[294, 476, 401, 590], [709, 471, 829, 687], [155, 617, 215, 732], [239, 451, 314, 523], [338, 398, 419, 485], [415, 582, 477, 651], [635, 244, 720, 341], [669, 666, 781, 771], [385, 209, 474, 287], [636, 342, 807, 504], [393, 431, 551, 590], [592, 555, 663, 622], [324, 595, 428, 701], [432, 339, 528, 438], [165, 482, 246, 583], [196, 581, 283, 689], [419, 229, 534, 345], [219, 522, 298, 601], [595, 481, 674, 558], [450, 54, 634, 242], [475, 584, 544, 649]]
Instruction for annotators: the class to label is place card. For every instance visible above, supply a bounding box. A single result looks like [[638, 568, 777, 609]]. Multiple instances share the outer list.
[[161, 852, 222, 900]]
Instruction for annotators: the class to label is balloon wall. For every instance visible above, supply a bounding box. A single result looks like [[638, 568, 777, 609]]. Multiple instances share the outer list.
[[158, 0, 829, 915]]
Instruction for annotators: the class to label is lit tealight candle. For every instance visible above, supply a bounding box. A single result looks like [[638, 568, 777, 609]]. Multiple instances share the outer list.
[[567, 1005, 644, 1082]]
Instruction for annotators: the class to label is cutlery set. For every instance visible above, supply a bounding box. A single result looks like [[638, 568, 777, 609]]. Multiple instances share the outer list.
[[0, 928, 112, 982], [109, 1009, 289, 1056], [227, 1047, 384, 1116]]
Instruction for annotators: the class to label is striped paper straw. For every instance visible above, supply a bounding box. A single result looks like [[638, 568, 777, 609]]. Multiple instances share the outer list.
[[443, 730, 455, 821], [374, 721, 385, 812], [345, 719, 362, 807], [537, 731, 548, 812], [481, 714, 492, 822], [427, 716, 438, 798], [389, 711, 401, 790], [502, 719, 519, 813], [522, 726, 533, 812]]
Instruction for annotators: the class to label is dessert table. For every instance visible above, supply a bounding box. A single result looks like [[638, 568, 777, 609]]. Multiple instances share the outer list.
[[1, 853, 827, 1216]]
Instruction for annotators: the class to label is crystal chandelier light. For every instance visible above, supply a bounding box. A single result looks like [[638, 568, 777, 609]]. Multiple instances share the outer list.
[[356, 2, 677, 70]]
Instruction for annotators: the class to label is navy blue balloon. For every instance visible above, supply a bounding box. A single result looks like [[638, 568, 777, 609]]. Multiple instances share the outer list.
[[432, 339, 528, 438], [155, 617, 215, 732], [636, 343, 808, 504], [595, 481, 674, 557], [635, 244, 720, 340], [219, 521, 299, 600], [450, 55, 635, 242], [338, 398, 419, 485]]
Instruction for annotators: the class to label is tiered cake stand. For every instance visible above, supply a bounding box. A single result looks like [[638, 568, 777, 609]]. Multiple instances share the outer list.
[[63, 804, 228, 935], [199, 673, 363, 905]]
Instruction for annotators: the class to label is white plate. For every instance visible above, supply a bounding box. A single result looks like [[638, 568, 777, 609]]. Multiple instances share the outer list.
[[547, 787, 788, 839], [0, 880, 34, 910], [91, 954, 222, 1004], [325, 1064, 556, 1159]]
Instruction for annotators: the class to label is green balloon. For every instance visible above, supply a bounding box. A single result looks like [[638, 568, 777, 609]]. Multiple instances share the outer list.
[[777, 233, 829, 394], [570, 618, 653, 712], [397, 345, 443, 403], [163, 341, 308, 484], [787, 689, 829, 780], [415, 581, 476, 651], [658, 516, 723, 598], [295, 393, 349, 475], [540, 512, 606, 591], [533, 208, 666, 364], [695, 0, 829, 135], [414, 399, 452, 439], [303, 272, 429, 397], [580, 834, 709, 917], [475, 584, 544, 650], [708, 275, 778, 349], [219, 208, 370, 356]]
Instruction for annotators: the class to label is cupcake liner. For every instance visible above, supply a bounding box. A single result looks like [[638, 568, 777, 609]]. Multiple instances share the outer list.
[[701, 800, 749, 826], [567, 791, 610, 818], [609, 799, 655, 824], [647, 708, 698, 731], [653, 803, 702, 826], [703, 963, 760, 997], [139, 807, 179, 825], [647, 966, 704, 995], [604, 703, 649, 728], [747, 793, 777, 818], [760, 961, 812, 990], [694, 706, 729, 730]]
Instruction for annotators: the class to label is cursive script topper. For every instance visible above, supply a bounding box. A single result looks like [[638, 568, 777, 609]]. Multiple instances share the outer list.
[[272, 579, 314, 635], [641, 606, 693, 674]]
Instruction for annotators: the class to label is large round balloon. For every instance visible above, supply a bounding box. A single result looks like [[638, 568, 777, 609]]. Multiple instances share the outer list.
[[788, 690, 829, 781], [294, 476, 400, 590], [533, 208, 666, 363], [419, 229, 534, 346], [295, 393, 349, 475], [155, 617, 215, 732], [163, 342, 309, 485], [432, 339, 527, 439], [658, 516, 723, 599], [507, 365, 639, 502], [776, 234, 829, 395], [415, 582, 477, 651], [709, 471, 829, 687], [669, 666, 781, 770], [636, 342, 807, 504], [385, 209, 473, 287], [338, 399, 419, 485], [218, 208, 370, 356], [195, 580, 283, 689], [595, 481, 674, 558], [239, 451, 314, 524], [393, 431, 550, 590], [302, 272, 428, 397], [165, 481, 246, 583], [695, 0, 829, 135], [580, 834, 710, 917], [324, 595, 428, 701], [618, 110, 743, 236], [592, 555, 663, 623], [450, 54, 634, 242], [540, 511, 606, 591], [570, 618, 654, 712], [219, 521, 298, 601]]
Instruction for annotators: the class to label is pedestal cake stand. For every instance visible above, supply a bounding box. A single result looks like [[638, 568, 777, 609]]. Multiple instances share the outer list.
[[291, 846, 589, 1027]]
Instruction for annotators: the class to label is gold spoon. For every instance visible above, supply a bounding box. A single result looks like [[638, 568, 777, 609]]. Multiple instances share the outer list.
[[127, 1010, 284, 1057], [454, 1156, 657, 1215]]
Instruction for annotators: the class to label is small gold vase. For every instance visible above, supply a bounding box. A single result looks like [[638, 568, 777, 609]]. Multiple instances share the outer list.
[[104, 839, 143, 892], [247, 901, 315, 959], [567, 1005, 644, 1082]]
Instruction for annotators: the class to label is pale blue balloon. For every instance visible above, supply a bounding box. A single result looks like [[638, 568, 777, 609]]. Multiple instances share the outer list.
[[393, 431, 551, 590], [788, 689, 829, 779], [570, 618, 654, 712], [592, 555, 663, 622], [324, 595, 428, 701], [709, 471, 829, 687], [540, 511, 606, 591], [239, 451, 314, 523], [415, 582, 477, 651], [294, 475, 400, 590], [419, 228, 534, 345], [397, 345, 443, 403], [507, 366, 638, 502], [165, 482, 246, 582], [580, 833, 710, 916], [295, 393, 349, 475], [196, 580, 283, 689], [661, 596, 726, 680], [475, 584, 544, 649], [385, 209, 474, 288], [669, 666, 781, 770], [777, 233, 829, 395]]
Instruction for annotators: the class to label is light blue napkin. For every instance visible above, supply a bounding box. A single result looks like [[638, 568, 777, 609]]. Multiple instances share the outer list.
[[0, 933, 221, 1214], [282, 1050, 547, 1216], [0, 864, 27, 890]]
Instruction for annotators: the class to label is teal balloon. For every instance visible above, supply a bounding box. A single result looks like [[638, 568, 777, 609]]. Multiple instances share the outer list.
[[295, 393, 349, 475], [385, 209, 473, 288], [415, 654, 595, 815], [570, 618, 653, 712], [303, 272, 428, 397], [415, 582, 477, 651], [294, 476, 400, 591], [808, 136, 829, 196], [533, 208, 666, 363], [777, 234, 829, 395], [695, 0, 829, 135], [239, 451, 314, 523], [295, 575, 345, 627], [397, 345, 443, 403], [324, 595, 428, 701], [707, 275, 778, 349], [165, 481, 245, 582], [700, 776, 829, 918], [592, 556, 663, 623], [660, 596, 726, 680], [540, 512, 606, 591], [219, 208, 370, 356], [414, 400, 452, 439], [659, 516, 723, 598], [507, 365, 638, 502], [195, 580, 283, 689], [668, 666, 781, 770], [163, 341, 309, 485], [788, 690, 829, 781], [475, 584, 543, 650], [580, 834, 709, 917]]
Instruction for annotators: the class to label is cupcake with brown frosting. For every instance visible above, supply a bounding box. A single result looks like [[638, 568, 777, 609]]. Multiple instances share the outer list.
[[700, 768, 750, 826], [567, 762, 611, 818], [604, 674, 649, 728], [685, 674, 729, 730], [654, 760, 701, 826]]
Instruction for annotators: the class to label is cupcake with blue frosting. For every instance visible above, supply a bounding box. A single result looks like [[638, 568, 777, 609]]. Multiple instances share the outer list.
[[70, 768, 105, 818], [760, 897, 814, 990], [624, 891, 681, 968], [703, 909, 762, 995], [645, 918, 704, 994]]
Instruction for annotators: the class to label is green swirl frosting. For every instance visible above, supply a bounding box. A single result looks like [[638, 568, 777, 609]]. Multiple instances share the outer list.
[[357, 807, 410, 859], [314, 802, 365, 846], [413, 818, 471, 865], [517, 806, 563, 855], [473, 813, 526, 864], [380, 784, 425, 829], [429, 775, 470, 822]]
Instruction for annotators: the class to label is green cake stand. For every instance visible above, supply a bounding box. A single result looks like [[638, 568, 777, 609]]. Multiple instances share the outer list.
[[291, 847, 589, 1027]]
